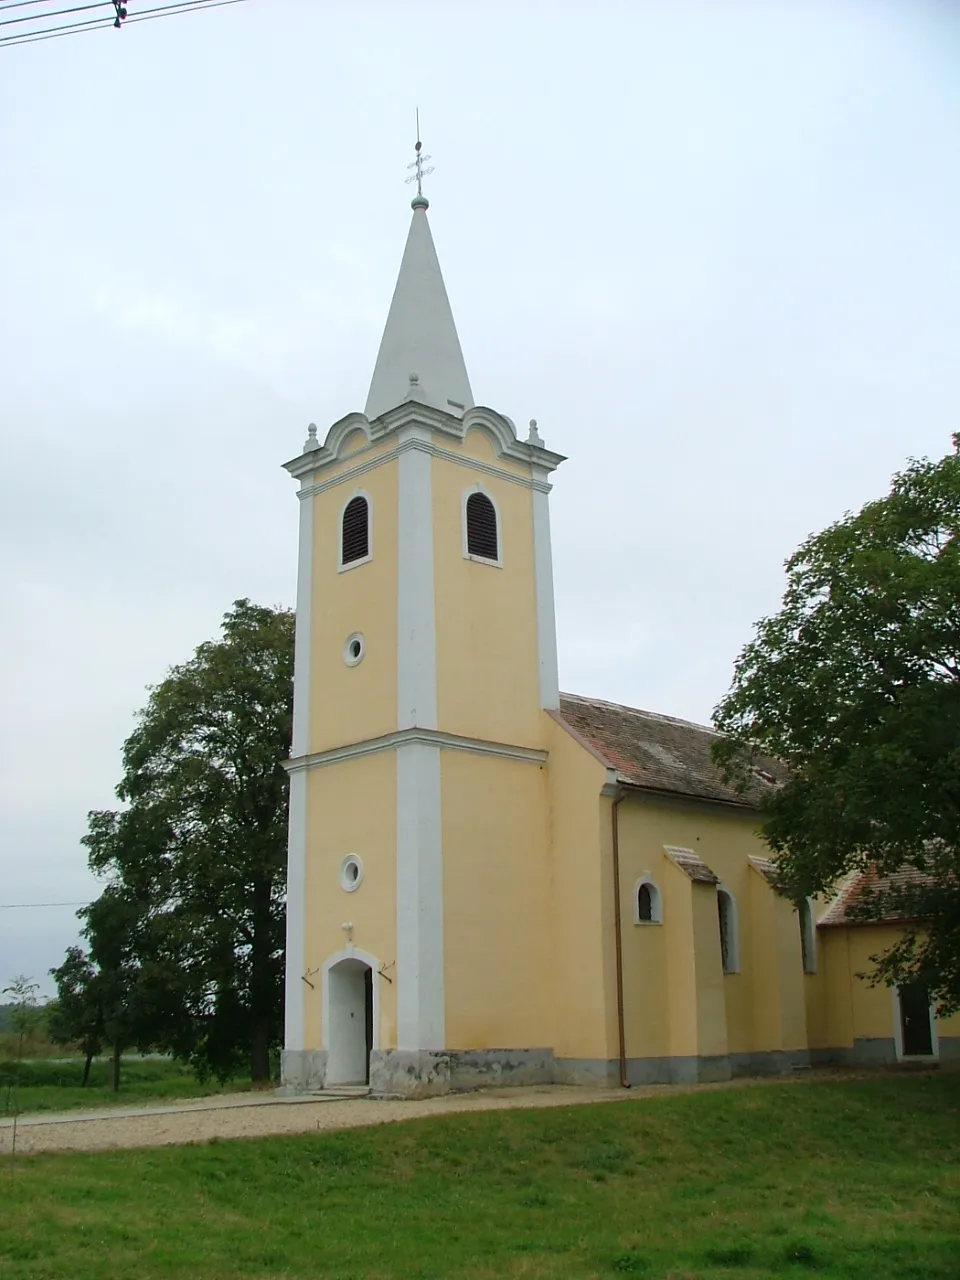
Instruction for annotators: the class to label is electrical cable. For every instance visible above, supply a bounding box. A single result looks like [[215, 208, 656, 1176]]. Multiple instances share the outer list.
[[0, 0, 248, 48], [0, 3, 107, 28], [0, 902, 88, 910]]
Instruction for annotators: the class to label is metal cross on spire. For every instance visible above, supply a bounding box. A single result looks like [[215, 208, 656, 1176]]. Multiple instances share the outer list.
[[405, 109, 434, 207]]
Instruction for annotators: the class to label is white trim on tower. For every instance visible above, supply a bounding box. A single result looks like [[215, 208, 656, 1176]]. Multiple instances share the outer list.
[[397, 425, 437, 729], [284, 478, 315, 1052], [531, 467, 560, 710], [395, 420, 445, 1051]]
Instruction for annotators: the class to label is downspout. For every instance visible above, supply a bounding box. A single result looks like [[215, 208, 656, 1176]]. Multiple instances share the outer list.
[[611, 787, 630, 1089]]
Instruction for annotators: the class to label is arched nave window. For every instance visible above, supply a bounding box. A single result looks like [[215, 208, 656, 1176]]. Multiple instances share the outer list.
[[633, 876, 663, 925], [717, 885, 740, 974], [798, 897, 817, 974]]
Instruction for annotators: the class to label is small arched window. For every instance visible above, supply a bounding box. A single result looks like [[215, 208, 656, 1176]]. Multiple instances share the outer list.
[[465, 491, 499, 562], [340, 495, 370, 568], [633, 877, 663, 925], [717, 887, 740, 974], [798, 898, 817, 974]]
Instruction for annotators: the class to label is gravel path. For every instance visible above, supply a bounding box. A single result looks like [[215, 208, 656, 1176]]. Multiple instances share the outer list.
[[0, 1082, 723, 1157]]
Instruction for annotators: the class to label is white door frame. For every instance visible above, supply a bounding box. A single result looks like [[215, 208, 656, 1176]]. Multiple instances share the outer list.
[[891, 985, 939, 1061], [321, 945, 381, 1054]]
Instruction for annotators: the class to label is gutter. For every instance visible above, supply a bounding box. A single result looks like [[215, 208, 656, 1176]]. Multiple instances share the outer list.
[[610, 788, 630, 1089]]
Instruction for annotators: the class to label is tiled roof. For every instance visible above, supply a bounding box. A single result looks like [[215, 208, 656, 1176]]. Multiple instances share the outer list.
[[557, 692, 786, 808], [818, 866, 936, 928], [748, 855, 781, 886], [665, 846, 719, 884]]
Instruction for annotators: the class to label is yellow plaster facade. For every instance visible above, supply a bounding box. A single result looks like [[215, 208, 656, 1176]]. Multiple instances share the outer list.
[[279, 201, 958, 1098]]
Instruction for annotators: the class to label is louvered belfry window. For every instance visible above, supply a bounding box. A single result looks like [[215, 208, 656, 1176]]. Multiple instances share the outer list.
[[466, 492, 498, 561], [341, 496, 370, 566]]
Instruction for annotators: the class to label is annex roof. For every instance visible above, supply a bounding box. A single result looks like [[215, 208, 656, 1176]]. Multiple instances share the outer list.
[[817, 866, 937, 928]]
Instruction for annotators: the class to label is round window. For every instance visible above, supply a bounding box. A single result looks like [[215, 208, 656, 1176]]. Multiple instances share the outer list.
[[343, 633, 365, 666], [339, 854, 363, 893]]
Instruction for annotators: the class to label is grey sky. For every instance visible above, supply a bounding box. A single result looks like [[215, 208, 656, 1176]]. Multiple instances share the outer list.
[[2, 0, 958, 995]]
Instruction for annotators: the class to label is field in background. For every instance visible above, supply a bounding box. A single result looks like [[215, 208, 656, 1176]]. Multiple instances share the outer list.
[[0, 1057, 257, 1115], [2, 1073, 958, 1278]]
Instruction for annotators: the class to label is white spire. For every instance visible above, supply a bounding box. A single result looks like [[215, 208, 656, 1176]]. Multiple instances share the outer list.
[[364, 198, 474, 422]]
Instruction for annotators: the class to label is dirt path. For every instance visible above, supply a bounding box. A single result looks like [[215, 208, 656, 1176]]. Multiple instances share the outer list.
[[0, 1068, 885, 1157], [0, 1081, 730, 1157]]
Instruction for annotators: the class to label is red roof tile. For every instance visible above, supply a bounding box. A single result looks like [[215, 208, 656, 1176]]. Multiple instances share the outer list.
[[557, 692, 785, 808], [818, 866, 936, 927]]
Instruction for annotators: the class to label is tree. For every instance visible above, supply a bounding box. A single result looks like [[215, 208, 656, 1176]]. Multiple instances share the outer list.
[[713, 436, 960, 1012], [82, 599, 294, 1082], [2, 976, 41, 1046], [48, 949, 103, 1086]]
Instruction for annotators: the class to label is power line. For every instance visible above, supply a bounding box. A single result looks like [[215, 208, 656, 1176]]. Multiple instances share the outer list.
[[0, 901, 88, 909], [0, 3, 106, 28], [0, 0, 248, 48]]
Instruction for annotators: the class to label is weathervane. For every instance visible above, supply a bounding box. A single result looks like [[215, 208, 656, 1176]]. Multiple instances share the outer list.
[[405, 109, 434, 203]]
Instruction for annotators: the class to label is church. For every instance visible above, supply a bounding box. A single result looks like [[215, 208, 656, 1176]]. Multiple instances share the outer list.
[[278, 183, 959, 1098]]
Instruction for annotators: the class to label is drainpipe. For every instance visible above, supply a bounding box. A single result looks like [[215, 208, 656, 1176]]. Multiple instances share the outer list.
[[611, 787, 630, 1089]]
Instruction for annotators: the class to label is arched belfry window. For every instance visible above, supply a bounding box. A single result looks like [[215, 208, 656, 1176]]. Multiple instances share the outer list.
[[465, 491, 499, 563], [340, 495, 371, 568], [717, 886, 740, 974], [633, 876, 663, 925]]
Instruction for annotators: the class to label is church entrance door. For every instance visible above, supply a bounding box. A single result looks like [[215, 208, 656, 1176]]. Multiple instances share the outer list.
[[327, 958, 374, 1085], [898, 984, 935, 1058]]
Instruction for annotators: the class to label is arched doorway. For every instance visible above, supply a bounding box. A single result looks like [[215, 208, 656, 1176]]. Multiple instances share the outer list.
[[325, 956, 375, 1085]]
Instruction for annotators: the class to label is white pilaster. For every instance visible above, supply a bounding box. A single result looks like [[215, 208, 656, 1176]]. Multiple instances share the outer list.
[[396, 740, 445, 1049], [397, 428, 437, 728], [532, 469, 560, 710], [395, 421, 444, 1050], [284, 480, 314, 1052]]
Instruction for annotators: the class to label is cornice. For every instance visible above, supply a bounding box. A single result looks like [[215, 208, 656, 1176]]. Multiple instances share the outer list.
[[283, 399, 565, 486], [285, 727, 548, 773], [295, 435, 556, 499]]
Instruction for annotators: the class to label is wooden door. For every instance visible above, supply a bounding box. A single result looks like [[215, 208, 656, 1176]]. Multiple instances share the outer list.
[[899, 984, 934, 1057]]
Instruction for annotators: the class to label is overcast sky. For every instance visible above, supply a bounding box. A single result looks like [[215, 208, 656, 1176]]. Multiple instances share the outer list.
[[2, 0, 958, 995]]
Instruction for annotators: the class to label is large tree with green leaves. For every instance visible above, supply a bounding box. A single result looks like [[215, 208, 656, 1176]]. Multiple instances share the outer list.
[[713, 437, 960, 1012], [79, 600, 294, 1081]]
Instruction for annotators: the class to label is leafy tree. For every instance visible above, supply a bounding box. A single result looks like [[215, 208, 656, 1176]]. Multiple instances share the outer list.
[[714, 437, 960, 1012], [82, 600, 293, 1082], [48, 950, 103, 1086]]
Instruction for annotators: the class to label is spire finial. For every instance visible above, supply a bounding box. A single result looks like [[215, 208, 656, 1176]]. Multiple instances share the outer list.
[[405, 108, 434, 209]]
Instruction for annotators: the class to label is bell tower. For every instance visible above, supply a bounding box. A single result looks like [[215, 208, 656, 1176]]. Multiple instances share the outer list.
[[280, 157, 565, 1096]]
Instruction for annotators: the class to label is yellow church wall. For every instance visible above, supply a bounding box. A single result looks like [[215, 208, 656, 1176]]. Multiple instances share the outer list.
[[814, 925, 960, 1050], [747, 872, 808, 1053], [441, 749, 553, 1050], [302, 751, 398, 1051], [307, 456, 399, 753], [660, 861, 699, 1058], [613, 797, 804, 1058], [432, 452, 543, 748], [619, 850, 671, 1061], [691, 881, 729, 1059], [545, 718, 615, 1062]]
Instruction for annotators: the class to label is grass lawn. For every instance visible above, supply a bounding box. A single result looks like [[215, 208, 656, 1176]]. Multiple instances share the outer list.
[[0, 1057, 256, 1115], [1, 1074, 958, 1279]]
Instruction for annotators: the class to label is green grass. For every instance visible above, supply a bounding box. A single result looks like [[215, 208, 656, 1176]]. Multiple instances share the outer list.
[[0, 1057, 256, 1115], [2, 1075, 959, 1279]]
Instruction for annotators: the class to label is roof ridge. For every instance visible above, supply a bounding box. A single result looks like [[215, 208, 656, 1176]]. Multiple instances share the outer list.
[[560, 691, 718, 737]]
